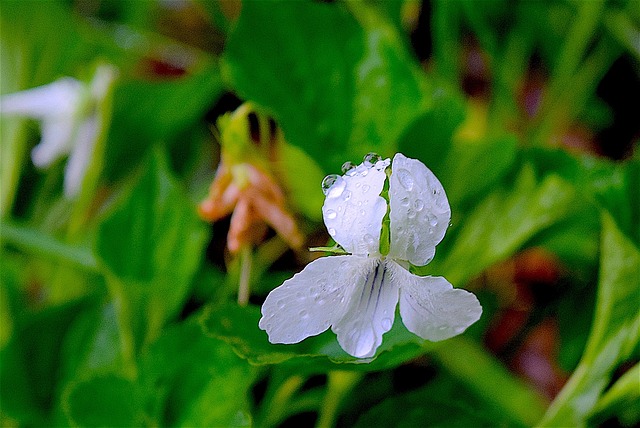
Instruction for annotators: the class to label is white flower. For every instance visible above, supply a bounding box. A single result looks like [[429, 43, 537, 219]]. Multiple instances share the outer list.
[[259, 153, 482, 358], [0, 65, 116, 198]]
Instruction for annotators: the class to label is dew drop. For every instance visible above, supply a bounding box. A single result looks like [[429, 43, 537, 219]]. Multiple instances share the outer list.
[[363, 152, 382, 167], [429, 218, 438, 227], [381, 318, 392, 330], [328, 227, 336, 236], [342, 190, 352, 201], [277, 299, 286, 309], [355, 182, 361, 188], [400, 197, 410, 207], [362, 184, 370, 193], [414, 199, 424, 211], [322, 174, 346, 197], [438, 325, 448, 331], [325, 209, 337, 219], [360, 209, 366, 216], [299, 309, 309, 320], [341, 161, 357, 175], [396, 168, 414, 190], [407, 209, 416, 219]]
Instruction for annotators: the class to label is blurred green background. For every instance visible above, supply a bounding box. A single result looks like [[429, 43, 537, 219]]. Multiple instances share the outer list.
[[1, 0, 639, 427]]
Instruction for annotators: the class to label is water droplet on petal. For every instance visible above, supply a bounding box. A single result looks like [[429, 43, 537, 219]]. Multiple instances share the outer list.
[[325, 209, 337, 219], [396, 168, 414, 190], [438, 325, 448, 331], [360, 209, 366, 216], [322, 174, 346, 197], [429, 218, 438, 227], [341, 161, 357, 175], [299, 309, 309, 320], [407, 209, 416, 219], [414, 199, 424, 211], [400, 197, 410, 207], [381, 318, 392, 330], [328, 227, 336, 236], [277, 299, 286, 309], [342, 190, 352, 201], [363, 152, 382, 167], [362, 184, 370, 193]]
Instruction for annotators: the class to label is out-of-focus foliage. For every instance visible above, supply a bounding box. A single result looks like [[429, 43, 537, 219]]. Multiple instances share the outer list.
[[1, 0, 638, 427]]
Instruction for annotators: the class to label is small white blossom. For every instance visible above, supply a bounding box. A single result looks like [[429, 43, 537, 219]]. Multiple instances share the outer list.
[[0, 65, 116, 198], [259, 153, 482, 358]]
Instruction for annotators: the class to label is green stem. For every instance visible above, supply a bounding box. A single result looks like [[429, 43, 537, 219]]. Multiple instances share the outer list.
[[316, 371, 362, 428], [0, 120, 29, 218], [531, 37, 620, 146], [260, 375, 306, 428], [430, 336, 548, 427], [432, 0, 461, 83], [0, 220, 98, 271], [487, 19, 533, 135], [528, 1, 610, 146], [104, 273, 139, 378], [67, 64, 117, 240], [237, 245, 253, 306]]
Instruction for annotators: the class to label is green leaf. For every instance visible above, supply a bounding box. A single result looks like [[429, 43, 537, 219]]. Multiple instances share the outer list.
[[200, 302, 427, 372], [59, 301, 131, 383], [527, 148, 640, 246], [96, 148, 210, 348], [441, 136, 518, 208], [0, 297, 87, 425], [223, 1, 433, 171], [63, 373, 146, 427], [273, 141, 326, 221], [142, 319, 256, 427], [430, 336, 548, 427], [104, 61, 224, 181], [539, 213, 640, 426], [355, 374, 522, 428], [589, 363, 640, 426], [421, 164, 577, 286]]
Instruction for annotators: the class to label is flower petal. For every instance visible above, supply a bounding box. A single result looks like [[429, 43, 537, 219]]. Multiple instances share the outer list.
[[63, 116, 98, 198], [388, 261, 481, 341], [0, 78, 83, 119], [31, 117, 77, 168], [388, 153, 451, 266], [259, 255, 371, 344], [332, 259, 399, 358], [322, 159, 389, 256]]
